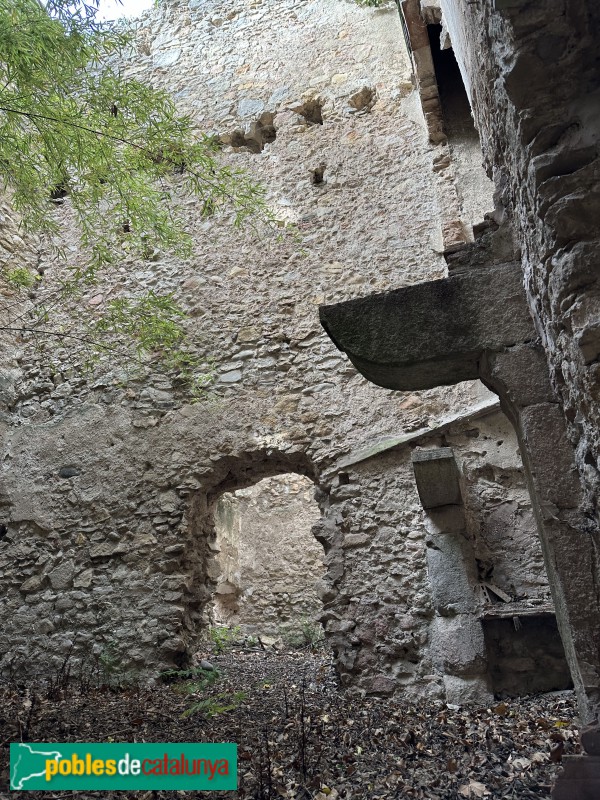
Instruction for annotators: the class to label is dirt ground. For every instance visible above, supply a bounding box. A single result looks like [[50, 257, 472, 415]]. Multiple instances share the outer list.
[[0, 645, 579, 799]]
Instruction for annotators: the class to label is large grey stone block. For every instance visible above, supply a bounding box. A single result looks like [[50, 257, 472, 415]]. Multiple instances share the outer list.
[[412, 448, 462, 508], [320, 262, 535, 391], [430, 614, 487, 676], [443, 675, 493, 706], [426, 532, 477, 614]]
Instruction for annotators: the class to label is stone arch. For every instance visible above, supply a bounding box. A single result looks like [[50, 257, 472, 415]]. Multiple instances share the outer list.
[[159, 447, 328, 671]]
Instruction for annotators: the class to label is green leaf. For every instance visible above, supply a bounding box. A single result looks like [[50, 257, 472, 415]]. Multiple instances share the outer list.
[[0, 0, 275, 388]]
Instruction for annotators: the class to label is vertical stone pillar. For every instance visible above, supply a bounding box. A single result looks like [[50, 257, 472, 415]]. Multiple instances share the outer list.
[[481, 346, 600, 797], [412, 449, 492, 704], [481, 345, 600, 728]]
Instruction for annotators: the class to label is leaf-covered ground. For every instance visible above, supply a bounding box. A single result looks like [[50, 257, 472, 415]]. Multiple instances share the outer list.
[[0, 646, 579, 799]]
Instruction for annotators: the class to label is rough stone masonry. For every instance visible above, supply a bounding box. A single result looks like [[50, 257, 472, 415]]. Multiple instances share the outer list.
[[0, 0, 566, 701], [320, 1, 600, 795]]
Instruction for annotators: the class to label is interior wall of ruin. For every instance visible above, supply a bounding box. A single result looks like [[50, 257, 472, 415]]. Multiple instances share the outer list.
[[416, 407, 564, 704], [212, 474, 325, 639], [0, 0, 561, 699], [446, 413, 549, 603]]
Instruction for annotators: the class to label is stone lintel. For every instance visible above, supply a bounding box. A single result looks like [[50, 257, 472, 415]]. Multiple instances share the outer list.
[[420, 0, 443, 26], [412, 447, 462, 508], [320, 262, 534, 392]]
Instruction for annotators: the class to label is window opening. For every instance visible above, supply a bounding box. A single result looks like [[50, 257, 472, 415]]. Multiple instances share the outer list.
[[427, 23, 476, 141]]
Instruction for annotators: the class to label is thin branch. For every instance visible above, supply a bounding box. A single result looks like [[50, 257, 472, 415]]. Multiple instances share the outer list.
[[0, 325, 119, 351], [0, 104, 239, 198]]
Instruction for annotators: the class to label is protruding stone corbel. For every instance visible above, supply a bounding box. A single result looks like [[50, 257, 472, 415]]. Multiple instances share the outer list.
[[411, 447, 462, 508]]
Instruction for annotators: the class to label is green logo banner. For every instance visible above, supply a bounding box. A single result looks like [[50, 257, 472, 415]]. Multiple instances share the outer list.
[[10, 742, 237, 791]]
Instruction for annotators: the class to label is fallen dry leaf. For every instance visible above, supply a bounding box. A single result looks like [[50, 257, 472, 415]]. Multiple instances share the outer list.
[[0, 647, 579, 800], [459, 779, 490, 797]]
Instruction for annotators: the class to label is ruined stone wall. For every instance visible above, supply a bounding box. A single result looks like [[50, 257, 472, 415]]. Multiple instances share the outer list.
[[446, 412, 549, 603], [0, 0, 555, 699], [212, 474, 325, 639], [312, 402, 556, 697], [440, 0, 600, 521]]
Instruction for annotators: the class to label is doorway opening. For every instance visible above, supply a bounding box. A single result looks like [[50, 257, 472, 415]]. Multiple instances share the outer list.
[[211, 473, 327, 648], [483, 614, 573, 697], [427, 23, 495, 234], [427, 23, 475, 140]]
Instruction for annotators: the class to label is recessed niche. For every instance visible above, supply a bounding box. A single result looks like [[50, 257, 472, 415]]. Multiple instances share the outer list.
[[348, 86, 376, 113], [483, 614, 572, 697], [289, 98, 324, 126], [221, 112, 277, 153]]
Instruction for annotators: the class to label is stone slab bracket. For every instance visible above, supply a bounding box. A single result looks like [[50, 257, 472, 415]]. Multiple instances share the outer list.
[[411, 447, 462, 508]]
